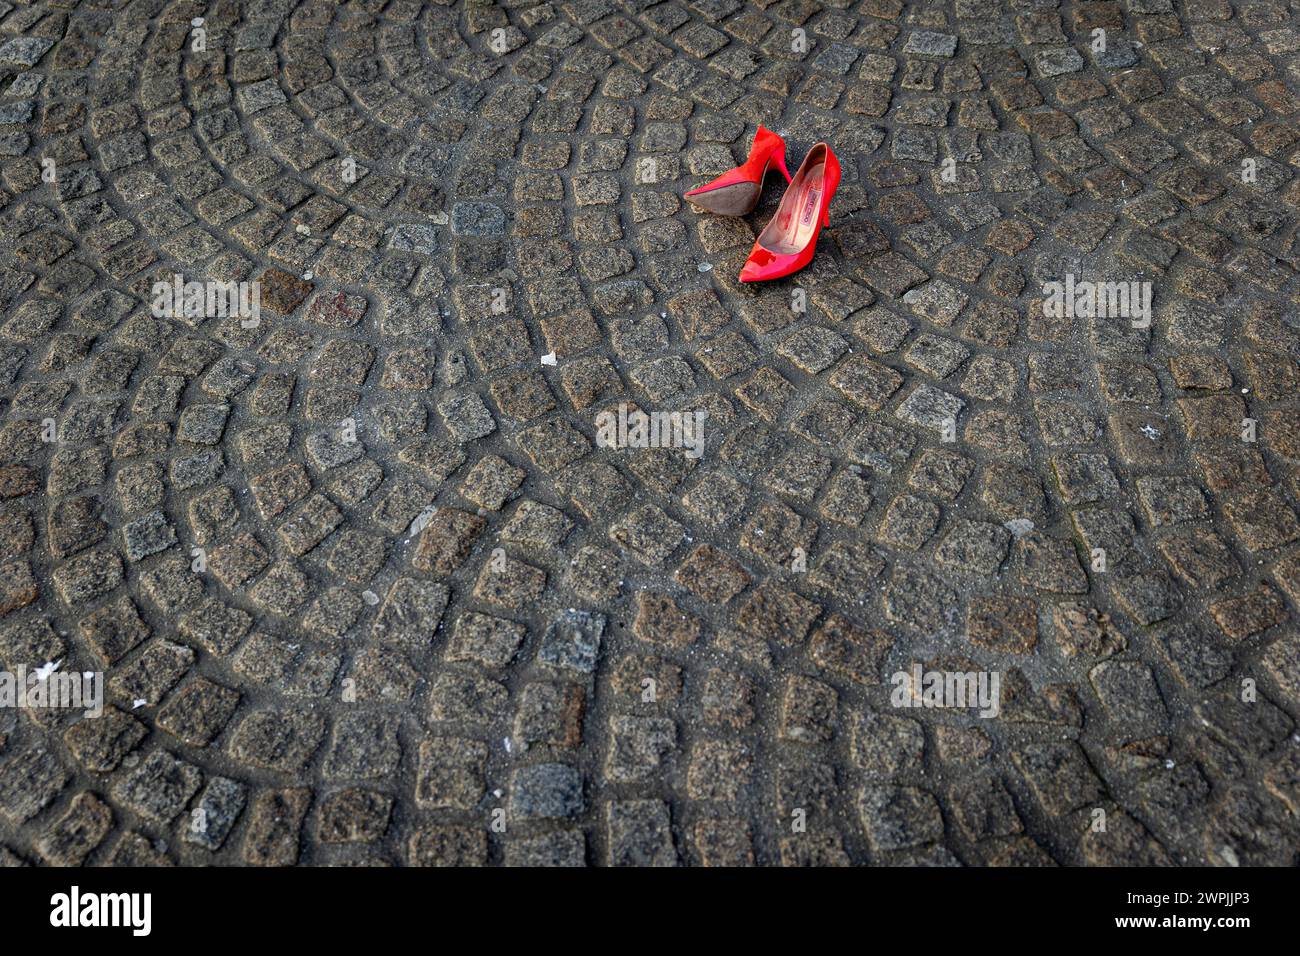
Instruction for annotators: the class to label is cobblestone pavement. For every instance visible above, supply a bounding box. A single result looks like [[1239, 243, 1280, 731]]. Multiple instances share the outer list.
[[0, 0, 1298, 868]]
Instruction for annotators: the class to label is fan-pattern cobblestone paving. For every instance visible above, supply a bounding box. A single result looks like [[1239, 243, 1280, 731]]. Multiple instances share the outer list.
[[1, 0, 1299, 866]]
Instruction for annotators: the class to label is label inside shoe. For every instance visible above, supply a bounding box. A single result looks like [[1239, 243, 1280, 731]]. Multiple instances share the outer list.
[[800, 186, 822, 228]]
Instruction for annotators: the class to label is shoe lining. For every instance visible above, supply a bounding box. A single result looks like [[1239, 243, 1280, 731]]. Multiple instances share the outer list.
[[758, 158, 825, 255]]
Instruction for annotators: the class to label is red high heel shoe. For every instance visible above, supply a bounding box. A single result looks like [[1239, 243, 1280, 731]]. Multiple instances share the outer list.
[[739, 143, 840, 283], [684, 125, 792, 217]]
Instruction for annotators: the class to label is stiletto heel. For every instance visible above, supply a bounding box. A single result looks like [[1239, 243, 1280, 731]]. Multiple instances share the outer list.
[[774, 150, 792, 184], [738, 143, 840, 283], [684, 125, 790, 217]]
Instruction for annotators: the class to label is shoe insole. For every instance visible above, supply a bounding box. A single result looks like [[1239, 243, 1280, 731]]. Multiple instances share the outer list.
[[759, 160, 825, 255]]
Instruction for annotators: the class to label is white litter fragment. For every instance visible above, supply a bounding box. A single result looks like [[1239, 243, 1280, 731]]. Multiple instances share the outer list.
[[1003, 518, 1035, 538], [35, 660, 60, 681]]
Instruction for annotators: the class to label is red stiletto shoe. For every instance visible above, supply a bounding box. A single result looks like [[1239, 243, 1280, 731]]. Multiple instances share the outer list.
[[739, 143, 840, 283], [684, 125, 792, 216]]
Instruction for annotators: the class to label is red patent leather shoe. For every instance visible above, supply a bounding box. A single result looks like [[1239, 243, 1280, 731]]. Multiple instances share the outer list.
[[739, 143, 840, 283], [684, 125, 792, 216]]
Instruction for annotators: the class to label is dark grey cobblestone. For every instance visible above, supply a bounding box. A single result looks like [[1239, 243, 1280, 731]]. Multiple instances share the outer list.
[[0, 0, 1297, 868]]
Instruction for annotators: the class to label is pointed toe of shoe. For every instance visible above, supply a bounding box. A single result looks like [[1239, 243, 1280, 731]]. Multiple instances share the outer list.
[[685, 181, 761, 217], [738, 245, 788, 282], [683, 188, 720, 214]]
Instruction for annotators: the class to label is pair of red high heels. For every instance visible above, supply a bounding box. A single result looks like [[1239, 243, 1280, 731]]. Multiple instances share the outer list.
[[685, 127, 841, 283]]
